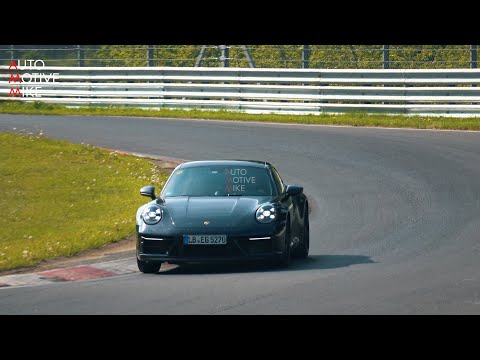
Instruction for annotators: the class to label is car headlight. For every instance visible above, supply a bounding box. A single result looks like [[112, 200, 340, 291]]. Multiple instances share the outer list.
[[141, 205, 162, 225], [256, 204, 276, 223]]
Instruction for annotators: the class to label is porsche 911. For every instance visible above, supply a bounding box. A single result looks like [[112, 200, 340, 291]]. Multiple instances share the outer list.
[[136, 160, 309, 273]]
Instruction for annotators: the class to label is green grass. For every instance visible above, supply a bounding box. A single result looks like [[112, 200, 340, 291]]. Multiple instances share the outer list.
[[1, 100, 480, 131], [0, 132, 170, 271]]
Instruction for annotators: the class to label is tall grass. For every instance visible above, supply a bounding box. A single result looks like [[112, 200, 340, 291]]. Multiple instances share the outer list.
[[0, 132, 170, 271]]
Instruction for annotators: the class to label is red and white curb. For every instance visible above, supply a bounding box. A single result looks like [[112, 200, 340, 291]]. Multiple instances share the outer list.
[[0, 258, 175, 289]]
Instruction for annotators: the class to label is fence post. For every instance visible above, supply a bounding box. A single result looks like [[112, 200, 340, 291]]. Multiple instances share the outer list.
[[383, 45, 390, 69], [471, 45, 477, 69], [302, 45, 310, 69], [9, 45, 15, 60], [220, 45, 229, 67], [77, 45, 84, 67], [147, 45, 154, 67]]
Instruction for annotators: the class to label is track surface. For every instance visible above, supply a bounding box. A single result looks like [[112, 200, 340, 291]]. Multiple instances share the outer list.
[[1, 114, 480, 314]]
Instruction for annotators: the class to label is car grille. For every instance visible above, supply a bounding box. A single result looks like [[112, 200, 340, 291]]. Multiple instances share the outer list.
[[233, 237, 273, 254], [244, 240, 273, 254], [183, 245, 232, 258], [141, 236, 178, 255], [141, 235, 273, 258]]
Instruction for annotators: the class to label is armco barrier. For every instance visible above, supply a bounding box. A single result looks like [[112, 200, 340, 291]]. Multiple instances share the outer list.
[[1, 66, 480, 116]]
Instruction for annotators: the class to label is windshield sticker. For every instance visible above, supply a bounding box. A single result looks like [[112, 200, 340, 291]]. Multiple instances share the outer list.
[[224, 168, 256, 193]]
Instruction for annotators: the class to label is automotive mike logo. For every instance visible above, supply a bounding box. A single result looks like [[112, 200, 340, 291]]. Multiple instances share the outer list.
[[224, 168, 256, 193], [8, 59, 59, 98]]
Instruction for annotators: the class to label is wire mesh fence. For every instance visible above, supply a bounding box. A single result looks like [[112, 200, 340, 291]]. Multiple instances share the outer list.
[[0, 45, 478, 68]]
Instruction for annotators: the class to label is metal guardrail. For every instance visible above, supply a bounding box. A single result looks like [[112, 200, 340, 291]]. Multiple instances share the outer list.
[[1, 66, 480, 116]]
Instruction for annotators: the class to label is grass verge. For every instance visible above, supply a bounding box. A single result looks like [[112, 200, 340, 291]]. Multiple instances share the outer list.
[[0, 100, 479, 130], [0, 132, 170, 271]]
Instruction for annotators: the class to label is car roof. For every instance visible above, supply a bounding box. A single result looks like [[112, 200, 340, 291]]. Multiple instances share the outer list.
[[179, 160, 272, 169]]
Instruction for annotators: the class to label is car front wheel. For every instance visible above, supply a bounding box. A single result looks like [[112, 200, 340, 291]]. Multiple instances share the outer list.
[[296, 206, 310, 259], [274, 222, 292, 268], [137, 259, 161, 274]]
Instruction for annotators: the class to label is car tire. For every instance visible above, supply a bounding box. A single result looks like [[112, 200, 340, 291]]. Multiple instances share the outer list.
[[137, 259, 161, 274], [296, 205, 310, 259], [274, 222, 292, 268]]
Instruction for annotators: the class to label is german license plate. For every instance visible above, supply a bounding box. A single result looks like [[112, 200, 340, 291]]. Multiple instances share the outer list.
[[183, 235, 227, 245]]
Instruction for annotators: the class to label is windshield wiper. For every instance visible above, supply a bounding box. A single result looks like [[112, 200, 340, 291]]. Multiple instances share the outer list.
[[226, 194, 244, 196]]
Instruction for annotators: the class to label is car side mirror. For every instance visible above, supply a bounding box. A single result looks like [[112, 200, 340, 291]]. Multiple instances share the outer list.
[[140, 186, 156, 200], [285, 184, 303, 196]]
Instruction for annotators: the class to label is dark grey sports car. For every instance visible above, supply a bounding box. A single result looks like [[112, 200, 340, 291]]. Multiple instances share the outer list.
[[136, 160, 309, 273]]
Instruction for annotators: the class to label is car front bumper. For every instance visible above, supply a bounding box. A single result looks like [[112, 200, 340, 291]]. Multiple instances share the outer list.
[[136, 227, 286, 264]]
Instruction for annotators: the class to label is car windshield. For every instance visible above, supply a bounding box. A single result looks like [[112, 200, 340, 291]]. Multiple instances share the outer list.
[[162, 165, 275, 197]]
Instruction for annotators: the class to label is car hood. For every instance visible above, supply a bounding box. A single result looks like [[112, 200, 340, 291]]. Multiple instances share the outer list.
[[163, 196, 272, 228]]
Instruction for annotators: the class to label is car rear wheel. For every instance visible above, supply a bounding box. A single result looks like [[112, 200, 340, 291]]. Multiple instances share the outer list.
[[296, 206, 310, 259], [137, 259, 161, 274]]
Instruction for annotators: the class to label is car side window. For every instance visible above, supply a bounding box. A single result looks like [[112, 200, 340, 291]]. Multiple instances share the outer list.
[[271, 167, 284, 194]]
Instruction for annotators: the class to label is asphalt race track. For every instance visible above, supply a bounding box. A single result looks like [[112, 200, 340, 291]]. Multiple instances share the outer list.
[[1, 114, 480, 314]]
